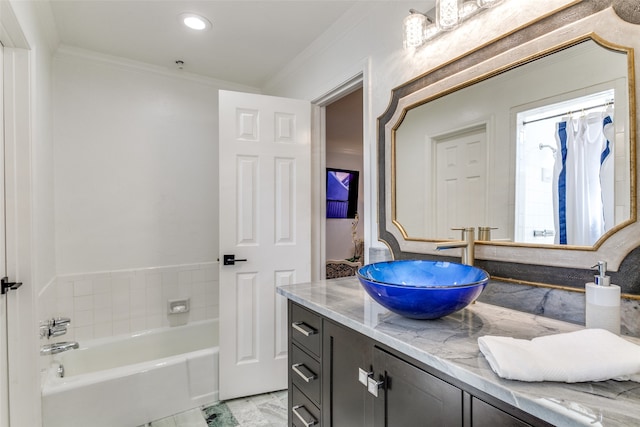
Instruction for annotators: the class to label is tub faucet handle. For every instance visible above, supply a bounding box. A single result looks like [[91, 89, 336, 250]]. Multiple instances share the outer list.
[[48, 325, 68, 338], [40, 317, 71, 339], [52, 317, 71, 327]]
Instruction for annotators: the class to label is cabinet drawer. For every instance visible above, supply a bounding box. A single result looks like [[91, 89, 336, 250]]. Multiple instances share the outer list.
[[290, 303, 321, 357], [471, 397, 532, 427], [291, 344, 321, 405], [292, 385, 321, 427]]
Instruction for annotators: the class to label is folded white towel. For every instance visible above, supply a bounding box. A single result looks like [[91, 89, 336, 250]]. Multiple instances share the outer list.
[[478, 329, 640, 382]]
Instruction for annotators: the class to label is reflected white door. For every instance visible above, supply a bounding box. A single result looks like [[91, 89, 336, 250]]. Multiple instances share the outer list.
[[218, 90, 311, 400], [434, 128, 487, 238]]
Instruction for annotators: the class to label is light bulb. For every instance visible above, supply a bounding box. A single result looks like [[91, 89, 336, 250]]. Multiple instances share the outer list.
[[179, 13, 211, 31], [477, 0, 504, 8], [437, 0, 462, 31], [403, 12, 428, 49]]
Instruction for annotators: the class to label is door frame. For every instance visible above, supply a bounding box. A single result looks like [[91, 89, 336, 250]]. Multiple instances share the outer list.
[[1, 3, 38, 426], [311, 72, 364, 280]]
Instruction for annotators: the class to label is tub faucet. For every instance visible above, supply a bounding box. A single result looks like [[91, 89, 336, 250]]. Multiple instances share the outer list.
[[40, 341, 79, 356], [40, 317, 71, 339], [435, 227, 475, 266]]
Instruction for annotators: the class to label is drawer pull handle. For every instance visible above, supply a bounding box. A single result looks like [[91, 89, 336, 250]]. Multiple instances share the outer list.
[[292, 405, 317, 426], [292, 321, 317, 337], [358, 367, 373, 386], [367, 376, 384, 398], [292, 363, 316, 383]]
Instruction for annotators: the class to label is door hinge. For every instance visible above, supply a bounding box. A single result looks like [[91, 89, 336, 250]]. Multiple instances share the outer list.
[[1, 277, 23, 295]]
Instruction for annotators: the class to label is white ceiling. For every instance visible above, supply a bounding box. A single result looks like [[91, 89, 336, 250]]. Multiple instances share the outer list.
[[49, 0, 359, 88]]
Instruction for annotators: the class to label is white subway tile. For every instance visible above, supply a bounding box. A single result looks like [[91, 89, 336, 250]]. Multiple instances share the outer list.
[[146, 314, 162, 330], [192, 281, 208, 297], [130, 273, 146, 292], [73, 280, 93, 297], [39, 263, 221, 340], [191, 296, 206, 309], [93, 322, 113, 339], [162, 271, 179, 287], [178, 283, 192, 298], [112, 300, 130, 321], [146, 273, 162, 288], [162, 283, 180, 300], [74, 325, 94, 341], [74, 295, 94, 312], [93, 293, 112, 310], [204, 305, 219, 319], [92, 275, 111, 294], [190, 307, 206, 322], [178, 270, 192, 286], [57, 280, 74, 299], [112, 288, 130, 306], [56, 299, 74, 317], [112, 319, 130, 336], [130, 316, 146, 333], [73, 309, 93, 327], [94, 307, 113, 323]]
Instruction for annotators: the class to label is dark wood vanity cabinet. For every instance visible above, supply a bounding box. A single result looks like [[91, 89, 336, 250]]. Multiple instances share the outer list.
[[322, 319, 374, 426], [288, 301, 549, 427], [373, 346, 464, 426], [289, 303, 323, 426]]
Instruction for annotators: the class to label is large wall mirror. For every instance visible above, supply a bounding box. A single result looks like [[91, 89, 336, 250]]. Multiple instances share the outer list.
[[394, 37, 632, 247], [378, 1, 639, 273]]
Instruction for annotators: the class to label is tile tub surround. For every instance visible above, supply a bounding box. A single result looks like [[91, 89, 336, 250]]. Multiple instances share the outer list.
[[38, 262, 219, 342], [278, 278, 640, 427]]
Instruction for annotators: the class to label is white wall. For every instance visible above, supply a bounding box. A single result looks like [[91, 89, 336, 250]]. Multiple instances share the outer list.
[[326, 89, 364, 261], [264, 0, 576, 256], [53, 49, 225, 274]]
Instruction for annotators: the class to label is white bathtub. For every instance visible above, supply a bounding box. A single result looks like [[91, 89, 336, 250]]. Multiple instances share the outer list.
[[42, 319, 219, 427]]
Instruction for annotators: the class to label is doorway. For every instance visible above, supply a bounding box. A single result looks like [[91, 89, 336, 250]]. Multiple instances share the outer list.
[[324, 88, 364, 277]]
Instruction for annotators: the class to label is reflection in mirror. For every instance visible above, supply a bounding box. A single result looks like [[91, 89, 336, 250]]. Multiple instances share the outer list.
[[393, 38, 632, 247], [516, 89, 617, 246]]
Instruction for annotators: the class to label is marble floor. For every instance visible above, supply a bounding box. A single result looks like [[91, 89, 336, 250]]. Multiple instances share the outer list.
[[144, 390, 288, 427]]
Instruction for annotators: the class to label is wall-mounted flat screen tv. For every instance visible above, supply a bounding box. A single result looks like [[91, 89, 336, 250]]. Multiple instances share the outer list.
[[326, 168, 359, 219]]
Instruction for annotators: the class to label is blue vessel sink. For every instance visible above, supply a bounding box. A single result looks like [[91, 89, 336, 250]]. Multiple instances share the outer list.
[[356, 260, 489, 320]]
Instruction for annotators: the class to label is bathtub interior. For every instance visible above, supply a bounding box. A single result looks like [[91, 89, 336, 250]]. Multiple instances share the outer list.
[[56, 319, 218, 377], [41, 319, 219, 427]]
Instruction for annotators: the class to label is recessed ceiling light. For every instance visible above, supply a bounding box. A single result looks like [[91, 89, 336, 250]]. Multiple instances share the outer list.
[[179, 13, 211, 31]]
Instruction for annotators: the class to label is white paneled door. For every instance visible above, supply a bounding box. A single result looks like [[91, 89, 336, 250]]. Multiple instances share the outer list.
[[434, 128, 487, 239], [218, 90, 311, 400]]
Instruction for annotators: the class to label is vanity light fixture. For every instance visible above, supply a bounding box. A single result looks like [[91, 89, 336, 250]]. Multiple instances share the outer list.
[[403, 9, 432, 49], [477, 0, 504, 7], [437, 0, 462, 31], [179, 12, 212, 31], [403, 0, 505, 49]]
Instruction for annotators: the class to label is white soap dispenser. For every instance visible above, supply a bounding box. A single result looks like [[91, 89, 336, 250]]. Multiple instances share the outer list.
[[585, 261, 620, 335]]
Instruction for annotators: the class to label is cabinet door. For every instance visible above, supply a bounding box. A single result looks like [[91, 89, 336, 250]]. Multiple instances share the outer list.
[[322, 320, 374, 427], [373, 347, 463, 427], [471, 397, 532, 427]]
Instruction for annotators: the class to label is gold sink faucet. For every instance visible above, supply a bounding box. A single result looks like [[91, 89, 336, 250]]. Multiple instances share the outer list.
[[435, 227, 475, 266]]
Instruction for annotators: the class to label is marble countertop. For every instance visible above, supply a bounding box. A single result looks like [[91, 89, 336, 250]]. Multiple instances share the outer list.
[[277, 277, 640, 427]]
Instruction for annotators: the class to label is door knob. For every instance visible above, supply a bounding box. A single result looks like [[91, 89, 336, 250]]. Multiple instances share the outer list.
[[222, 254, 248, 266], [1, 277, 22, 295]]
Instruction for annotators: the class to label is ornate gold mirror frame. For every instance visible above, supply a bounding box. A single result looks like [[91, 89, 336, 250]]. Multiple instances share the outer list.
[[377, 1, 640, 284]]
